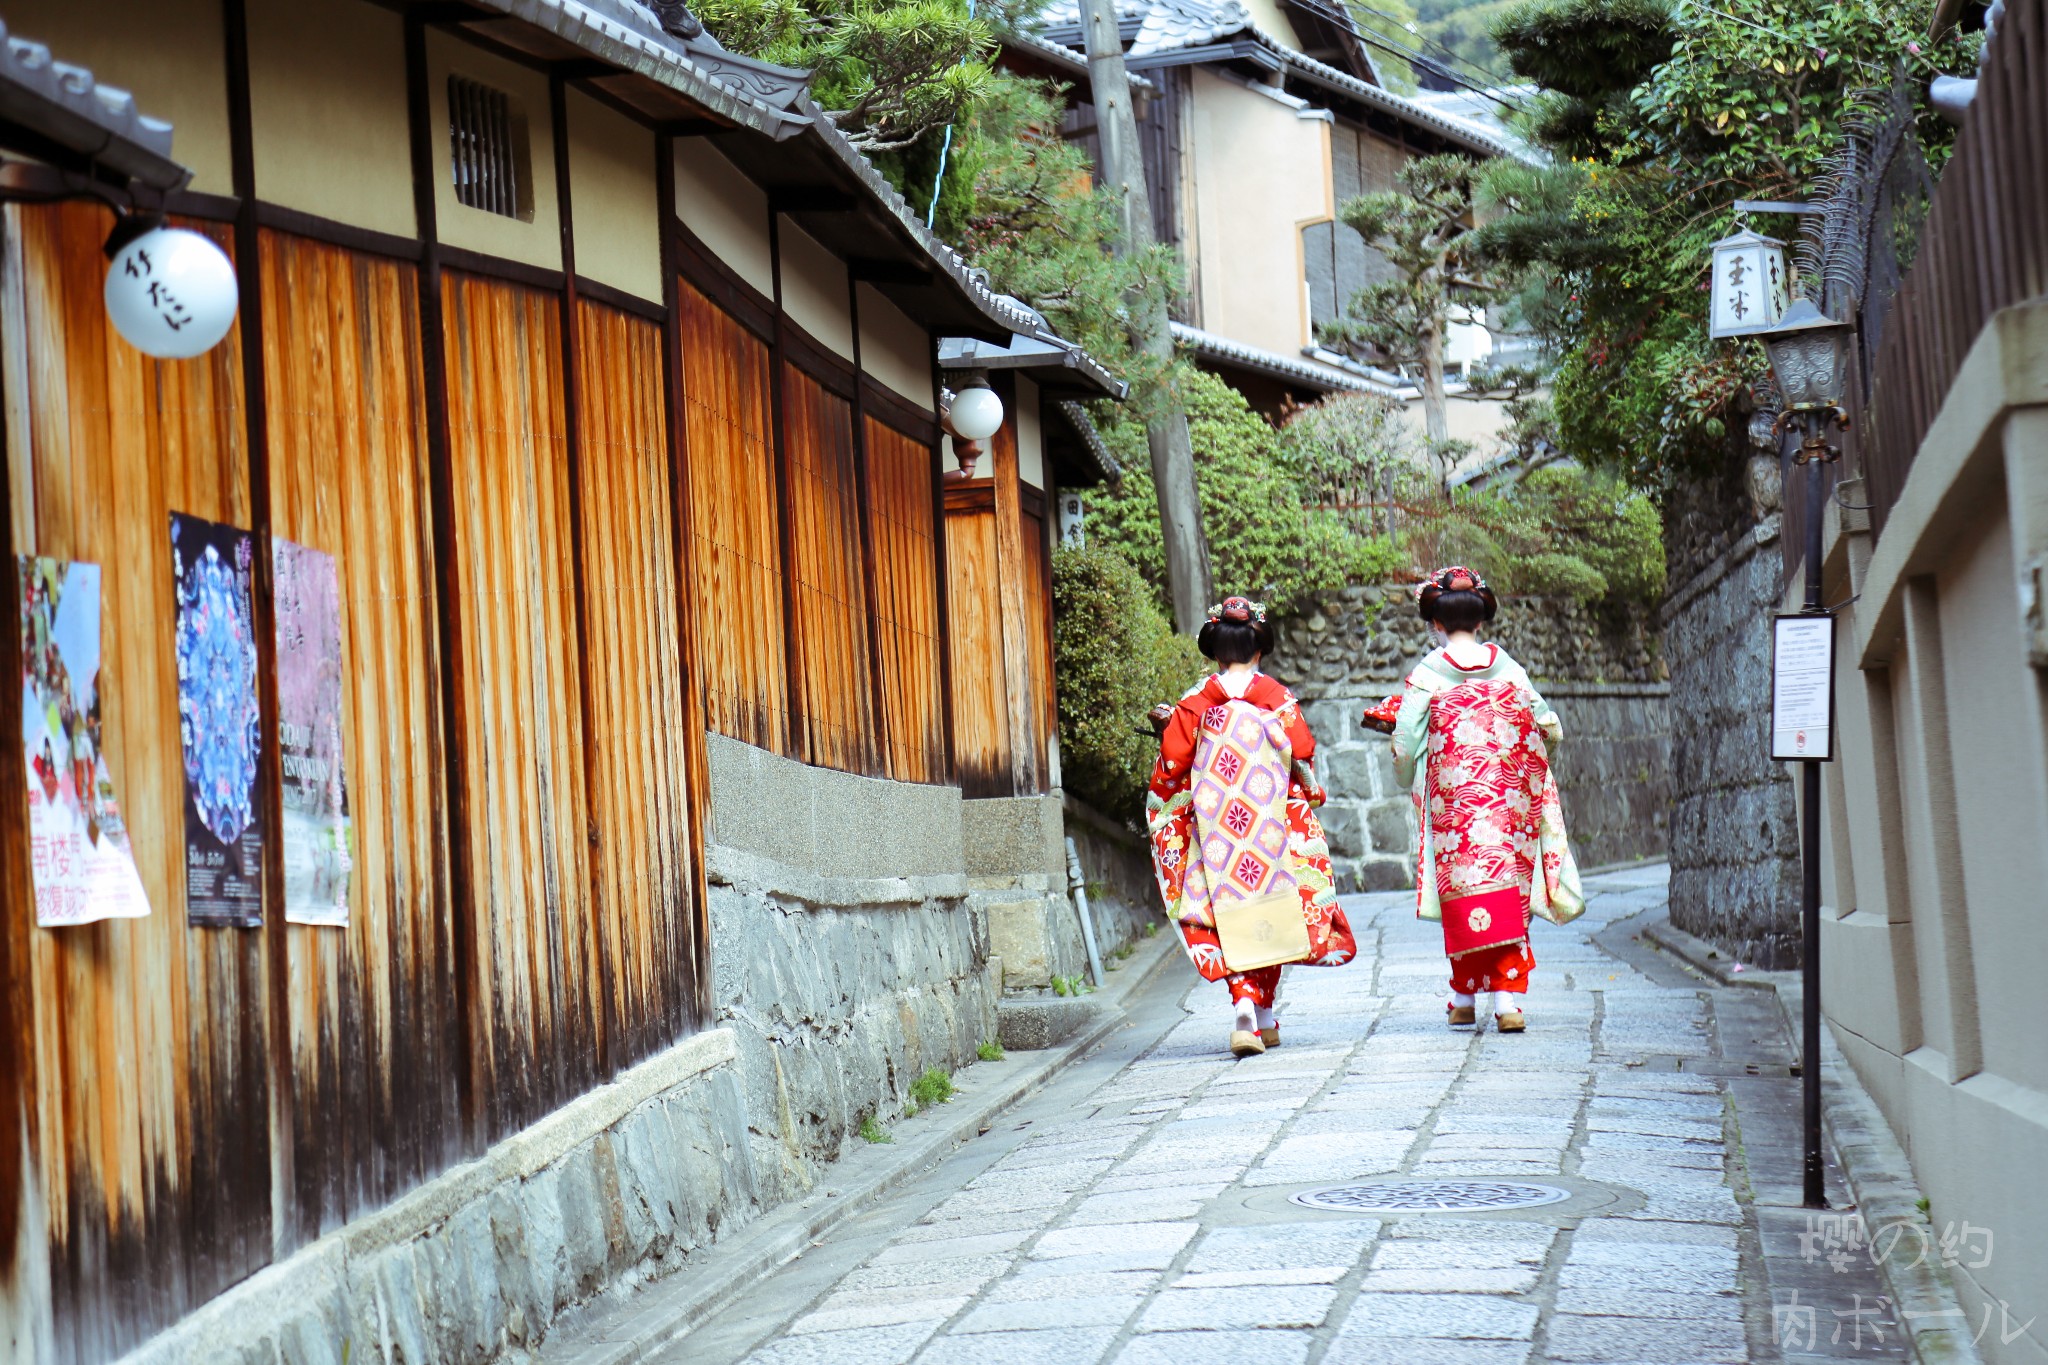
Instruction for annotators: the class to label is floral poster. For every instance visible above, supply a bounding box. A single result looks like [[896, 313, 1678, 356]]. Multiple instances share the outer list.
[[273, 539, 351, 927], [19, 558, 151, 926], [171, 512, 265, 927]]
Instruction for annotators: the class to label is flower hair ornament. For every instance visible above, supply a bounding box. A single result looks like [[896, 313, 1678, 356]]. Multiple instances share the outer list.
[[1197, 595, 1275, 660], [1206, 596, 1268, 624], [1416, 564, 1498, 624]]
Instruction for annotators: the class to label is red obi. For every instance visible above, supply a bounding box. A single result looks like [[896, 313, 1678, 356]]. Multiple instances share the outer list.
[[1440, 885, 1530, 960]]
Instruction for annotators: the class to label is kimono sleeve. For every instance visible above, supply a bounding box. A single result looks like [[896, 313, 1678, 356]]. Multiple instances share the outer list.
[[1391, 673, 1433, 791], [1506, 662, 1564, 750]]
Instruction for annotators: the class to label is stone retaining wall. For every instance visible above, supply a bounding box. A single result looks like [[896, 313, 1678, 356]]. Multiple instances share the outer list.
[[1266, 584, 1671, 892]]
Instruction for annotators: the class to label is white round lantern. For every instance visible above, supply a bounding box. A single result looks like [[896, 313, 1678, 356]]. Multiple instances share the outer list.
[[946, 380, 1004, 441], [103, 226, 238, 359]]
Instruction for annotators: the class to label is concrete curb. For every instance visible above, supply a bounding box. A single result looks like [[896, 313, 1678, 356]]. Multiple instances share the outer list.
[[1640, 915, 1984, 1365], [534, 933, 1181, 1364]]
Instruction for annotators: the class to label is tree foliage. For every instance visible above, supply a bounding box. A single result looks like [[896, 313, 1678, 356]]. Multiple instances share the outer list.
[[1320, 154, 1481, 446], [1476, 0, 1978, 483], [696, 0, 1000, 151], [1081, 369, 1405, 616]]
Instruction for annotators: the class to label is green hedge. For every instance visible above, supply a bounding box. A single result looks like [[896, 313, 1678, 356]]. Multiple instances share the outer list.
[[1051, 543, 1206, 820]]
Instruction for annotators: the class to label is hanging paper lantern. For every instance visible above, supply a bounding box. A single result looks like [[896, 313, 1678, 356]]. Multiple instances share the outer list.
[[103, 226, 238, 360]]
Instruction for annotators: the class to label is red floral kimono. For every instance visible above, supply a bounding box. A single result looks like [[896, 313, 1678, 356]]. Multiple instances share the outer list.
[[1392, 645, 1583, 995], [1147, 672, 1356, 1008]]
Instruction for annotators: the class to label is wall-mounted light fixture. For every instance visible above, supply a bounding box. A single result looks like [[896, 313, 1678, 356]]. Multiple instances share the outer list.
[[102, 213, 238, 359], [940, 369, 1004, 479]]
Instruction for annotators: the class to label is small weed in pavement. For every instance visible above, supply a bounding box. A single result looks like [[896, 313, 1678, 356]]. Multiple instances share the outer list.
[[858, 1114, 892, 1144], [977, 1039, 1004, 1062], [909, 1067, 955, 1109]]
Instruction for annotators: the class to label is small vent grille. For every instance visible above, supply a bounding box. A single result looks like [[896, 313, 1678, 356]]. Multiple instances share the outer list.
[[447, 75, 531, 220]]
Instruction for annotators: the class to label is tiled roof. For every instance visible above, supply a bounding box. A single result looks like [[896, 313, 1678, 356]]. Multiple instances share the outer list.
[[1056, 399, 1122, 485], [1001, 24, 1155, 90], [0, 19, 186, 189], [1027, 0, 1511, 157], [1172, 322, 1410, 397], [477, 0, 1119, 374]]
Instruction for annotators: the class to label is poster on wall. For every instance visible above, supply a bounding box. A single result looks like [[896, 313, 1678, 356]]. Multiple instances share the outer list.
[[170, 512, 265, 927], [273, 539, 352, 927], [19, 558, 152, 926]]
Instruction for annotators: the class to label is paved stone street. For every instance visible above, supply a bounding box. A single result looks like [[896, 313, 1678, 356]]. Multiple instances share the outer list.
[[666, 867, 1894, 1365]]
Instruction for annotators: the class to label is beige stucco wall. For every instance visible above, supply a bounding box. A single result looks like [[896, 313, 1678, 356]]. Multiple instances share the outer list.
[[1186, 67, 1332, 360], [777, 217, 852, 360], [245, 0, 413, 236], [427, 29, 561, 271], [5, 0, 235, 194], [857, 284, 932, 411], [1016, 376, 1044, 491], [567, 90, 659, 302], [1813, 297, 2048, 1365], [1239, 0, 1301, 46], [671, 138, 771, 297]]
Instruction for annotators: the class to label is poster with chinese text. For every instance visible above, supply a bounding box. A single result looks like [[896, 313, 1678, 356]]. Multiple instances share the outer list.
[[171, 513, 265, 927], [274, 539, 351, 927], [18, 557, 151, 926]]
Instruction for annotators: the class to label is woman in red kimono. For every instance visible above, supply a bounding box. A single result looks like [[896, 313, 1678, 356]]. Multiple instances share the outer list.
[[1390, 567, 1583, 1033], [1148, 597, 1356, 1057]]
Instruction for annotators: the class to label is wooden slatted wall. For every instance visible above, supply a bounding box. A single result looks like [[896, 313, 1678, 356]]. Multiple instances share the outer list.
[[943, 482, 1011, 797], [439, 270, 598, 1137], [574, 299, 700, 1061], [782, 366, 876, 775], [677, 280, 790, 756], [259, 231, 460, 1235], [0, 201, 271, 1360], [866, 417, 946, 784]]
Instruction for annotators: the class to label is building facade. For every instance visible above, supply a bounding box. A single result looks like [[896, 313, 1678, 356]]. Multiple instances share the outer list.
[[0, 2, 1127, 1359]]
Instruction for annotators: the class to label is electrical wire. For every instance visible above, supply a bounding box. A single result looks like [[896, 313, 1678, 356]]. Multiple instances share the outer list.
[[927, 0, 978, 227], [1343, 0, 1517, 88]]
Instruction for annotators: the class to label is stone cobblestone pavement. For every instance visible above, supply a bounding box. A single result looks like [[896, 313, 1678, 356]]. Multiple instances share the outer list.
[[666, 867, 1890, 1365]]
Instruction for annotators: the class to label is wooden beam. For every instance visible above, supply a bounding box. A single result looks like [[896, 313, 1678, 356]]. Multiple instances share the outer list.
[[847, 257, 934, 285], [552, 58, 616, 81], [988, 373, 1038, 795], [847, 276, 892, 779], [658, 118, 733, 137], [769, 187, 862, 214], [767, 213, 809, 762]]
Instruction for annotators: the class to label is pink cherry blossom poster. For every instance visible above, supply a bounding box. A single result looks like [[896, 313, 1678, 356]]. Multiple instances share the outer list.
[[273, 538, 351, 927]]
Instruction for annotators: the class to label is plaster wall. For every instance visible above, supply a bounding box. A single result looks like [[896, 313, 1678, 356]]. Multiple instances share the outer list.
[[672, 139, 773, 297], [1016, 375, 1045, 490], [776, 218, 853, 360], [857, 283, 933, 412], [4, 0, 235, 194], [427, 30, 563, 271], [246, 0, 414, 237], [1814, 299, 2048, 1365], [1186, 67, 1331, 360], [1240, 0, 1301, 43], [566, 90, 660, 303]]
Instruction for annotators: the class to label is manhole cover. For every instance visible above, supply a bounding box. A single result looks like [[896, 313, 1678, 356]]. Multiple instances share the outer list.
[[1290, 1179, 1572, 1213]]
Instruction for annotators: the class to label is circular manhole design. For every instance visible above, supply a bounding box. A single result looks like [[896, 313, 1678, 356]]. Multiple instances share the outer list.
[[1290, 1179, 1573, 1214]]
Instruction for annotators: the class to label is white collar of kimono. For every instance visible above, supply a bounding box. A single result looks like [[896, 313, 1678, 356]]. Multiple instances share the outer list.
[[1215, 668, 1262, 698], [1420, 643, 1502, 681]]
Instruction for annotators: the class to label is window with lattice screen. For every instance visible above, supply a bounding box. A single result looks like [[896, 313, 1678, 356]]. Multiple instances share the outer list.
[[447, 74, 533, 220]]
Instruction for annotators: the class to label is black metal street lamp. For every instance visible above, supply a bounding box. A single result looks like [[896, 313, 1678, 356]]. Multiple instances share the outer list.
[[1758, 294, 1855, 1210]]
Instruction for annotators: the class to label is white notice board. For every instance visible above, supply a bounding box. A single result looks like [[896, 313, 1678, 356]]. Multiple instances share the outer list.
[[1772, 613, 1836, 761]]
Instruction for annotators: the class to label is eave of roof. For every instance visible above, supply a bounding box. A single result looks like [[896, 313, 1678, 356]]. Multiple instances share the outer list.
[[1054, 398, 1121, 486], [448, 0, 1098, 347], [939, 330, 1127, 402], [1173, 322, 1407, 397], [0, 20, 187, 190], [999, 26, 1156, 91]]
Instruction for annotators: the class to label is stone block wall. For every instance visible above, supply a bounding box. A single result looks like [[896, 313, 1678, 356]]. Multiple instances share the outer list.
[[1267, 584, 1671, 892], [1660, 513, 1802, 968]]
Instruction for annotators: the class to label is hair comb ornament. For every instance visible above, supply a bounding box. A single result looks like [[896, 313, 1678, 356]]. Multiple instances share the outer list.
[[1205, 596, 1268, 625]]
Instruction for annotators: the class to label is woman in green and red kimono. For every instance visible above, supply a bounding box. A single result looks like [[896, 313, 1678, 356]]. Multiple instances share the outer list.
[[1390, 567, 1583, 1033], [1148, 597, 1356, 1058]]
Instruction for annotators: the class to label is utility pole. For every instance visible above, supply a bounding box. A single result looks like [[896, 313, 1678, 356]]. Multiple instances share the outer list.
[[1076, 0, 1214, 633]]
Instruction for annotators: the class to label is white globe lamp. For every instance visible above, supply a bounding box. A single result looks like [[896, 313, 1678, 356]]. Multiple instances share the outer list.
[[946, 376, 1004, 442], [103, 221, 239, 360]]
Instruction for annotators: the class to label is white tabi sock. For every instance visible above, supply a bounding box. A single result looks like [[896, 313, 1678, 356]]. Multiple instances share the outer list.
[[1255, 1005, 1278, 1030], [1493, 993, 1525, 1018], [1234, 1001, 1258, 1032], [1451, 992, 1476, 1008]]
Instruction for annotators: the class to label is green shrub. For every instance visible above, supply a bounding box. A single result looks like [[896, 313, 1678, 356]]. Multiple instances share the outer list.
[[1083, 368, 1401, 615], [1052, 543, 1207, 819], [858, 1113, 893, 1144], [976, 1039, 1004, 1062], [1399, 464, 1664, 607]]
